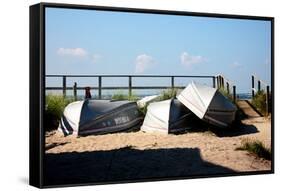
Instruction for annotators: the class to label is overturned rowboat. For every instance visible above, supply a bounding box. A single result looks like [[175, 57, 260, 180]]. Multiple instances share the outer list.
[[141, 98, 196, 134], [177, 82, 237, 128], [58, 99, 143, 136]]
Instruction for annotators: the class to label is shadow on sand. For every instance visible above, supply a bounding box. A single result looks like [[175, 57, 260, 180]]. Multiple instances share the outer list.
[[183, 118, 259, 138], [44, 147, 235, 186], [211, 124, 259, 137]]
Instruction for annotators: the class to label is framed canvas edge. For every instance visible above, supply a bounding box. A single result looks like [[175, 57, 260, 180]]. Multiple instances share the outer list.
[[29, 2, 275, 189]]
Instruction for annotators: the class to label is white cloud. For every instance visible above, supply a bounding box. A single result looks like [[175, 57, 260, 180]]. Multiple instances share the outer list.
[[57, 48, 87, 57], [180, 52, 204, 68], [135, 54, 155, 73], [231, 61, 242, 69]]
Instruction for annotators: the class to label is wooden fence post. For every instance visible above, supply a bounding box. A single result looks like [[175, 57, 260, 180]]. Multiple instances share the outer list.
[[233, 85, 236, 102], [73, 82, 77, 101], [128, 76, 132, 97], [252, 75, 255, 98], [226, 82, 230, 95], [219, 75, 221, 89], [212, 76, 216, 88], [171, 76, 174, 89], [218, 75, 220, 89], [258, 80, 261, 92], [266, 85, 270, 116], [98, 76, 102, 99], [62, 76, 66, 98], [216, 76, 220, 89]]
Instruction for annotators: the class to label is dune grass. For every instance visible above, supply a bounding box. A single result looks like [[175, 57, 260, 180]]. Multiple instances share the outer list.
[[157, 88, 179, 101], [236, 139, 271, 160], [111, 91, 139, 101], [45, 94, 74, 131], [251, 90, 267, 115]]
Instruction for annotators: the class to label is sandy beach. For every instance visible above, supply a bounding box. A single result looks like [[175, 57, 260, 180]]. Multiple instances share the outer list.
[[45, 116, 271, 185]]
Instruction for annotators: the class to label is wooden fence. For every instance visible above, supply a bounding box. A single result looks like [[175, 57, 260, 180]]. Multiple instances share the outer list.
[[46, 74, 236, 101], [216, 74, 237, 102], [251, 75, 271, 115]]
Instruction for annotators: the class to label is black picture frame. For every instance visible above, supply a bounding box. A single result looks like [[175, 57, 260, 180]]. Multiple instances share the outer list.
[[30, 2, 274, 188]]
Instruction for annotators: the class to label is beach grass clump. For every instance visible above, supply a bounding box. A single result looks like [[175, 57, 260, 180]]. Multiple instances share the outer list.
[[157, 88, 179, 101], [46, 94, 67, 119], [45, 94, 73, 131], [128, 94, 139, 101], [236, 139, 271, 160], [111, 91, 139, 101], [111, 92, 128, 100], [251, 90, 266, 115]]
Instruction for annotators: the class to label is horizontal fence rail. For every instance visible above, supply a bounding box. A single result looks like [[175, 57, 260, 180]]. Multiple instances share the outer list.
[[46, 74, 236, 101], [46, 74, 216, 78], [45, 86, 188, 90]]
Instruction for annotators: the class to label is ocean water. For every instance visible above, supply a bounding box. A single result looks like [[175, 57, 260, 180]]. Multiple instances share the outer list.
[[236, 93, 252, 100]]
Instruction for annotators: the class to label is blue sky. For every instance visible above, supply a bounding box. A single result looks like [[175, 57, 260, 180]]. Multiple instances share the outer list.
[[46, 7, 271, 93]]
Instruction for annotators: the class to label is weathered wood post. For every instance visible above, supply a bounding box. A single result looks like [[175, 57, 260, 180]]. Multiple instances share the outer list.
[[218, 75, 221, 89], [252, 75, 255, 98], [266, 85, 270, 116], [171, 76, 174, 89], [73, 82, 77, 101], [128, 76, 132, 97], [226, 82, 230, 95], [233, 85, 236, 102], [212, 76, 216, 88], [216, 76, 220, 89], [62, 76, 66, 98], [98, 76, 102, 99], [258, 80, 261, 92]]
